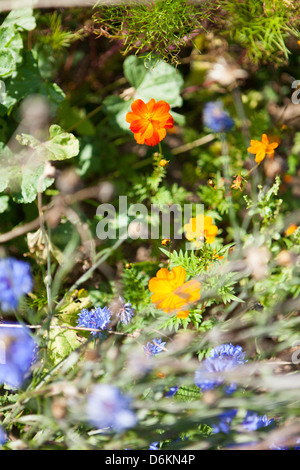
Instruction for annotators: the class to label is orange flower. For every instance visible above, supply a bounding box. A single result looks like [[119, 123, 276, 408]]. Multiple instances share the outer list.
[[148, 266, 201, 319], [231, 175, 244, 191], [184, 214, 218, 245], [247, 134, 278, 163], [285, 224, 297, 237], [126, 98, 174, 146]]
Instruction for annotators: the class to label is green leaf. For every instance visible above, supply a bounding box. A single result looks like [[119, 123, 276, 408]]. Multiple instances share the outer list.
[[133, 57, 184, 108], [0, 40, 15, 78], [6, 125, 78, 203], [2, 8, 36, 32], [17, 124, 80, 162], [47, 319, 82, 366], [0, 144, 13, 191], [123, 54, 148, 89], [0, 25, 16, 49], [57, 101, 96, 137], [2, 51, 65, 111], [104, 56, 184, 131], [57, 289, 92, 326], [174, 385, 201, 402], [42, 125, 80, 161], [11, 162, 54, 204], [0, 25, 23, 78], [0, 195, 9, 213]]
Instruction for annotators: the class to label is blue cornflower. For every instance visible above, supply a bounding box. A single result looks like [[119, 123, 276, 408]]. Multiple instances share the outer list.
[[148, 441, 160, 450], [86, 384, 137, 432], [77, 306, 111, 338], [165, 385, 180, 398], [212, 409, 237, 434], [143, 338, 166, 357], [0, 324, 37, 388], [242, 411, 274, 431], [118, 297, 135, 325], [203, 101, 234, 133], [0, 426, 7, 446], [0, 258, 33, 311], [194, 343, 247, 393]]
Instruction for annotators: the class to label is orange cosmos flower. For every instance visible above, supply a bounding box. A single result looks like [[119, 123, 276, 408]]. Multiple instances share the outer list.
[[184, 214, 218, 245], [126, 98, 174, 146], [284, 224, 297, 237], [247, 134, 279, 163], [148, 266, 201, 319]]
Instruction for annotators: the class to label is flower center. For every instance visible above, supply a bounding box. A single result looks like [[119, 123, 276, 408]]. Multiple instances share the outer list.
[[144, 112, 154, 122]]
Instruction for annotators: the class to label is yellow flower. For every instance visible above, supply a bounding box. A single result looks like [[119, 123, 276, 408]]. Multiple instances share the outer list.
[[284, 224, 297, 237], [247, 134, 278, 163], [148, 266, 201, 319], [159, 159, 169, 167], [184, 214, 218, 245]]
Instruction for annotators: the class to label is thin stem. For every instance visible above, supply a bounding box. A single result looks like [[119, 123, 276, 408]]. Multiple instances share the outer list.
[[0, 322, 139, 337], [220, 133, 240, 246], [158, 141, 163, 157], [37, 172, 53, 317]]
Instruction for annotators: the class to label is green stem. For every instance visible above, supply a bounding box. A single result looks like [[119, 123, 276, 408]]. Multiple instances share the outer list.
[[158, 141, 163, 157], [220, 133, 240, 247]]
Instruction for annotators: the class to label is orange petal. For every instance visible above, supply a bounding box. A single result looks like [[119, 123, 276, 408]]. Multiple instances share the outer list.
[[170, 266, 186, 287], [176, 310, 189, 319], [148, 278, 173, 295], [133, 132, 145, 144], [204, 215, 213, 227], [146, 98, 156, 113], [255, 149, 266, 163], [206, 225, 218, 237], [156, 267, 172, 279], [152, 101, 171, 120], [130, 119, 153, 138], [144, 128, 163, 146], [126, 112, 141, 124], [163, 116, 174, 129], [131, 99, 148, 117]]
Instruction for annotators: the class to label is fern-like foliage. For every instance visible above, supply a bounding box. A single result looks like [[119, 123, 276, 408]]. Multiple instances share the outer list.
[[220, 0, 300, 63], [93, 0, 212, 65], [38, 11, 82, 50]]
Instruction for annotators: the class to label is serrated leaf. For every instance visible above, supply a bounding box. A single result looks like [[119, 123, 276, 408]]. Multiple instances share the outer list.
[[174, 385, 201, 402]]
